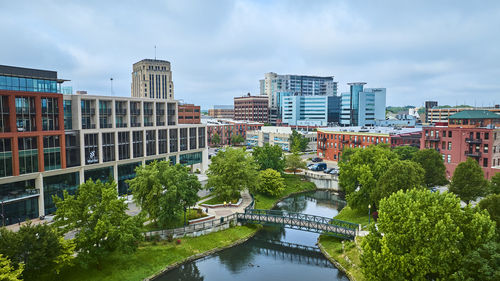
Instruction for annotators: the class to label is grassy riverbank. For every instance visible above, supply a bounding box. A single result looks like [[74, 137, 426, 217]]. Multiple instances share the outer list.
[[254, 174, 316, 209], [58, 225, 260, 281], [318, 206, 368, 281]]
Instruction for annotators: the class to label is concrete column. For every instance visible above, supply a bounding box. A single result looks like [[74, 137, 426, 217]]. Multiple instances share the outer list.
[[201, 147, 209, 173], [155, 128, 159, 156], [98, 132, 103, 164], [79, 166, 85, 184], [36, 173, 44, 217], [113, 164, 118, 191]]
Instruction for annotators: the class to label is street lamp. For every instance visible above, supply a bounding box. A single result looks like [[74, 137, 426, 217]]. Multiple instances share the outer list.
[[368, 204, 371, 225], [183, 206, 187, 226]]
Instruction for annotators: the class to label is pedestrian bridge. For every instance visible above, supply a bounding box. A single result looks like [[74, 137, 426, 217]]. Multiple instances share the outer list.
[[237, 209, 359, 240]]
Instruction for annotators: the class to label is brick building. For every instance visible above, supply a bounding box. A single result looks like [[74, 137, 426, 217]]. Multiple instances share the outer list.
[[178, 103, 200, 124], [390, 131, 421, 148], [421, 110, 500, 179], [234, 93, 268, 123], [205, 118, 263, 146], [317, 127, 421, 161], [208, 105, 234, 119]]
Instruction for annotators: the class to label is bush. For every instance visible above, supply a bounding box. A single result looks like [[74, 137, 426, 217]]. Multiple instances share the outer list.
[[254, 169, 285, 197]]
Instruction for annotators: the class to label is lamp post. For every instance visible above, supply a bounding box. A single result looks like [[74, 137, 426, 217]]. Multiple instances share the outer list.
[[368, 204, 371, 225], [183, 206, 187, 226]]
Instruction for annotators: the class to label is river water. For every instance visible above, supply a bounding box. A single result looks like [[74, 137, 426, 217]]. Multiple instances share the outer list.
[[156, 190, 349, 281]]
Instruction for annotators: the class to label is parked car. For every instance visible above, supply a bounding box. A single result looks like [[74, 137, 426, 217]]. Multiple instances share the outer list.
[[307, 163, 315, 168], [323, 168, 334, 174], [329, 168, 339, 175], [310, 163, 327, 171], [311, 157, 323, 162]]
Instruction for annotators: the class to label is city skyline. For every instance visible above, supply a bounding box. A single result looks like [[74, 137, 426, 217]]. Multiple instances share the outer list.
[[1, 1, 499, 108]]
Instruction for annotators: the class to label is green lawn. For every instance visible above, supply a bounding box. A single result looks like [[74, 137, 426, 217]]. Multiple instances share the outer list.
[[254, 174, 316, 209], [319, 205, 368, 281], [144, 209, 208, 231], [202, 196, 240, 205], [57, 225, 260, 281]]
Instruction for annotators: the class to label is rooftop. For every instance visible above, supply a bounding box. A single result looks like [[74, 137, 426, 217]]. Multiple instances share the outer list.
[[0, 64, 67, 82], [203, 118, 263, 126], [448, 110, 500, 120], [319, 126, 422, 135]]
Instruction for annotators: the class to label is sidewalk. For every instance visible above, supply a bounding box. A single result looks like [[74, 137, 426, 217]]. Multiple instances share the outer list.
[[194, 190, 253, 221]]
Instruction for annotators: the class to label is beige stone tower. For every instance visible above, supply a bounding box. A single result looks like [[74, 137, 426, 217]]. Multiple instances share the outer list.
[[131, 59, 174, 100]]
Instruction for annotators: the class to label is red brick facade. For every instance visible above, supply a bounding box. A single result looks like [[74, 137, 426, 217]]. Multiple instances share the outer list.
[[234, 94, 268, 123], [317, 130, 391, 161], [207, 120, 263, 146], [178, 104, 200, 124]]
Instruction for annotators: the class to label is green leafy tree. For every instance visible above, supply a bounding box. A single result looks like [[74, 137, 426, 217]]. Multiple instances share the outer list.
[[392, 145, 419, 160], [0, 254, 23, 281], [230, 134, 245, 146], [372, 160, 425, 204], [339, 147, 359, 163], [412, 149, 448, 187], [285, 152, 306, 174], [339, 145, 398, 210], [206, 147, 257, 201], [0, 223, 74, 280], [252, 144, 285, 172], [290, 130, 309, 152], [53, 179, 144, 267], [449, 157, 489, 204], [362, 189, 496, 281], [127, 161, 201, 227], [478, 194, 500, 233], [211, 133, 221, 146], [490, 172, 500, 194], [254, 169, 285, 196], [454, 241, 500, 281]]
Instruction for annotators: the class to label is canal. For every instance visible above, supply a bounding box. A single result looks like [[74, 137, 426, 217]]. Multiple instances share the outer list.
[[156, 190, 349, 281]]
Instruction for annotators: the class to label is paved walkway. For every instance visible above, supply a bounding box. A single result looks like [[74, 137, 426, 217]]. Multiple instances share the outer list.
[[195, 190, 253, 220]]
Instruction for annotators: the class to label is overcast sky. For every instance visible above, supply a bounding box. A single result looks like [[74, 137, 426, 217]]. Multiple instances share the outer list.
[[1, 0, 499, 108]]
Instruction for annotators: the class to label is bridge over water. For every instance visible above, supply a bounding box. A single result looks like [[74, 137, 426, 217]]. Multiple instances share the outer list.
[[237, 209, 359, 240], [252, 239, 331, 268]]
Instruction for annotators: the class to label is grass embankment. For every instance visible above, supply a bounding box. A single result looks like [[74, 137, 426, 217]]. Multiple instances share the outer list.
[[254, 174, 316, 209], [58, 225, 260, 281], [319, 206, 368, 281], [144, 209, 208, 231]]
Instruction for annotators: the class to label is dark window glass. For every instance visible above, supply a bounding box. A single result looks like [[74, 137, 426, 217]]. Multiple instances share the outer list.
[[84, 134, 98, 164], [133, 131, 143, 158], [102, 132, 115, 162]]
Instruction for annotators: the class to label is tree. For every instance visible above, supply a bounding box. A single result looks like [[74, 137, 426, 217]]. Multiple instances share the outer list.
[[392, 145, 419, 161], [254, 169, 285, 197], [371, 160, 425, 205], [211, 133, 221, 147], [490, 172, 500, 194], [362, 189, 496, 281], [339, 145, 398, 210], [0, 254, 23, 281], [0, 223, 74, 280], [339, 147, 359, 163], [127, 161, 201, 227], [449, 157, 489, 204], [285, 152, 306, 174], [230, 134, 245, 146], [454, 241, 500, 281], [412, 149, 448, 187], [478, 194, 500, 233], [252, 144, 285, 172], [206, 147, 257, 201], [53, 179, 144, 267], [290, 130, 309, 152]]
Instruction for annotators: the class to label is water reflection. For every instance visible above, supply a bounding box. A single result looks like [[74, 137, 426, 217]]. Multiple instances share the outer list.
[[156, 191, 349, 281]]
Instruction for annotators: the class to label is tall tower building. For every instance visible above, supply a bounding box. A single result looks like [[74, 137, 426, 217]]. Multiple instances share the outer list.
[[340, 82, 386, 127], [131, 59, 174, 100]]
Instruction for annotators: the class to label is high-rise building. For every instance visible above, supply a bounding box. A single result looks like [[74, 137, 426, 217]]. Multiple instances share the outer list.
[[340, 83, 386, 127], [0, 65, 207, 226], [281, 95, 340, 126], [424, 101, 438, 123], [234, 93, 268, 123], [131, 59, 174, 100], [259, 72, 338, 124]]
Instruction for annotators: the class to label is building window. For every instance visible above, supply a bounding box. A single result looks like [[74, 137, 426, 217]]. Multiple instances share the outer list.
[[180, 128, 188, 151], [133, 131, 143, 158], [146, 130, 156, 156], [483, 158, 488, 168], [63, 100, 72, 130], [84, 134, 99, 165], [484, 144, 488, 153], [85, 166, 113, 183], [442, 141, 446, 150], [179, 152, 202, 165], [65, 134, 80, 167], [0, 138, 12, 177], [118, 162, 141, 196], [18, 137, 38, 174], [158, 130, 167, 154], [41, 97, 59, 131], [447, 155, 451, 163], [118, 132, 130, 160], [448, 131, 452, 138], [485, 132, 489, 140], [189, 128, 197, 150], [43, 135, 61, 171], [102, 132, 115, 162], [15, 97, 36, 132], [43, 172, 79, 215], [198, 127, 205, 149], [169, 129, 178, 152], [447, 142, 452, 150]]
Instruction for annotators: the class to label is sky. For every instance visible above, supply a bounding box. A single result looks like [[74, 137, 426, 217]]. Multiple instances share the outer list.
[[1, 0, 499, 109]]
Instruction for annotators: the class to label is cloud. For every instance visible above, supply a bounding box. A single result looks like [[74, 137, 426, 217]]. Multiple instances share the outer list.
[[0, 0, 499, 108]]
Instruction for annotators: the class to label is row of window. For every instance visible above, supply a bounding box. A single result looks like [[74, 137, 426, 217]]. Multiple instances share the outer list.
[[0, 75, 58, 93]]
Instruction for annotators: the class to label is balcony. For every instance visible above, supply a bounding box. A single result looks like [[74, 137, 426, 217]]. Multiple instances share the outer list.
[[465, 138, 482, 144], [465, 151, 481, 158], [425, 136, 440, 142]]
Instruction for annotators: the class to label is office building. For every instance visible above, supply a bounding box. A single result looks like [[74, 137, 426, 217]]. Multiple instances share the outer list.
[[246, 126, 317, 152], [281, 95, 340, 126], [317, 126, 421, 161], [208, 105, 234, 119], [0, 65, 207, 226], [426, 106, 500, 124], [234, 93, 268, 123], [421, 110, 500, 179], [205, 118, 263, 146], [178, 103, 200, 124], [260, 72, 338, 124], [340, 83, 386, 127], [131, 59, 174, 100], [424, 101, 438, 123]]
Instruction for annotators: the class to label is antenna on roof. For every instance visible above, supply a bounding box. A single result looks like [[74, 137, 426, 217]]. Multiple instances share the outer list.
[[154, 45, 157, 60]]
